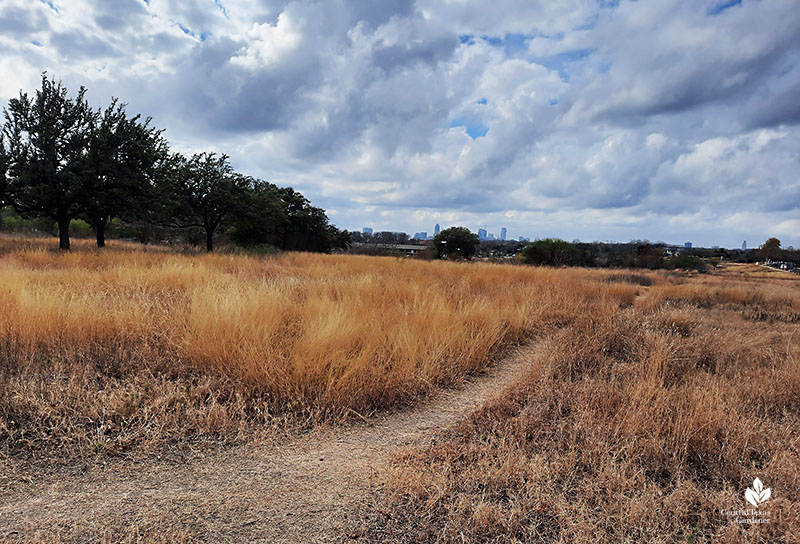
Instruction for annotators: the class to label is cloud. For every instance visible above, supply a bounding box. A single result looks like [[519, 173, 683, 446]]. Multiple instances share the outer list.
[[2, 0, 800, 247]]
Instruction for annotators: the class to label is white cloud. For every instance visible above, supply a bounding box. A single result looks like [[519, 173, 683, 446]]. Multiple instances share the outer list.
[[1, 0, 799, 247]]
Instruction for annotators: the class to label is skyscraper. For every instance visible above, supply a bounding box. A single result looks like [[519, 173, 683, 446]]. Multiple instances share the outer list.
[[742, 240, 747, 250], [434, 223, 440, 236], [362, 227, 373, 235], [478, 228, 487, 240], [500, 227, 507, 241], [684, 242, 692, 248]]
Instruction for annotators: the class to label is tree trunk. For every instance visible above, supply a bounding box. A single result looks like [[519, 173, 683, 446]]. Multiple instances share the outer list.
[[95, 217, 107, 248], [205, 227, 214, 252], [57, 215, 71, 251]]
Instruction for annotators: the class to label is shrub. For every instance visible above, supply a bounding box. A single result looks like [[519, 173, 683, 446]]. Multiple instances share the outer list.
[[520, 238, 577, 266], [668, 254, 707, 271]]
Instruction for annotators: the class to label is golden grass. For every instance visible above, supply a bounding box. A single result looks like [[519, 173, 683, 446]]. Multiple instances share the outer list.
[[0, 236, 637, 458], [357, 270, 800, 543]]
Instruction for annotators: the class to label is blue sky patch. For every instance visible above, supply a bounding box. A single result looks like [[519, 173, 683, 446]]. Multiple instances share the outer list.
[[477, 98, 487, 105], [214, 0, 229, 19], [450, 117, 489, 139], [531, 48, 595, 81], [40, 0, 59, 13], [707, 0, 742, 16], [480, 33, 531, 56], [465, 124, 489, 139]]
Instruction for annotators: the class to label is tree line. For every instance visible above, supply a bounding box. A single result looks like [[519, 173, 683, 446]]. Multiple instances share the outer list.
[[0, 74, 348, 252], [517, 237, 798, 270]]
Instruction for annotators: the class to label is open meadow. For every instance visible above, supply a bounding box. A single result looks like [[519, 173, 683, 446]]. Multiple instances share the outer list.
[[0, 235, 635, 461], [0, 238, 798, 542]]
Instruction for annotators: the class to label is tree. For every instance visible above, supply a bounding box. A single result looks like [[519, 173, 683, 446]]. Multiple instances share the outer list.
[[758, 237, 781, 260], [372, 231, 410, 245], [668, 253, 706, 272], [521, 238, 577, 266], [157, 152, 250, 252], [82, 99, 168, 247], [0, 133, 8, 205], [274, 187, 348, 252], [433, 227, 479, 259], [633, 243, 664, 269], [229, 179, 287, 248], [3, 74, 95, 249]]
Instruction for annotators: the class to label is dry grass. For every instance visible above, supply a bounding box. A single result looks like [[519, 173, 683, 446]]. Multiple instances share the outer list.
[[0, 527, 191, 544], [357, 272, 800, 542], [2, 235, 798, 541], [0, 235, 636, 461]]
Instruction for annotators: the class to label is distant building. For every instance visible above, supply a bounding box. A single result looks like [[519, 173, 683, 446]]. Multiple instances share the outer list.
[[412, 232, 427, 240], [742, 240, 747, 250], [362, 227, 373, 235], [478, 228, 487, 240], [684, 242, 692, 248], [500, 227, 507, 241], [518, 236, 529, 242], [488, 233, 495, 240], [434, 223, 440, 236]]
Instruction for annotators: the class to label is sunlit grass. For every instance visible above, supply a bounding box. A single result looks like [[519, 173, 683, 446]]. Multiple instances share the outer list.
[[0, 235, 637, 457]]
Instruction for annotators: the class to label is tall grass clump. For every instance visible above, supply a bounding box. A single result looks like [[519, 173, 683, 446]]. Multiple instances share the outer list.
[[358, 283, 800, 543], [0, 236, 637, 458]]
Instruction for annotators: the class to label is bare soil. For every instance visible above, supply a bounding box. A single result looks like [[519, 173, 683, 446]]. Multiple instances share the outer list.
[[0, 342, 543, 543]]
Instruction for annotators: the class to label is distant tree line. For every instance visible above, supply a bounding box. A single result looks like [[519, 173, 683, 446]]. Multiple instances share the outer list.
[[0, 74, 349, 252], [518, 237, 800, 271], [348, 230, 412, 245]]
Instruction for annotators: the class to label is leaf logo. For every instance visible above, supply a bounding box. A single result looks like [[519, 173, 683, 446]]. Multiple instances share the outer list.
[[745, 478, 771, 507]]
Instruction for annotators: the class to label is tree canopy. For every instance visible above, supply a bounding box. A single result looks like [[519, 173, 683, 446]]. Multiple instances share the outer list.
[[155, 152, 251, 252], [521, 238, 578, 266], [433, 227, 480, 259], [1, 74, 346, 253], [758, 237, 781, 259], [2, 74, 94, 249], [83, 99, 169, 247]]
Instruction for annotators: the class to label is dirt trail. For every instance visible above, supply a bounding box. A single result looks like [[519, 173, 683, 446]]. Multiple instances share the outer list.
[[0, 341, 543, 543]]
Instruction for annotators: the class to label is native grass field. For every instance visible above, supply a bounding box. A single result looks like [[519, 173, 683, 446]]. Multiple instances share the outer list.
[[0, 235, 798, 542]]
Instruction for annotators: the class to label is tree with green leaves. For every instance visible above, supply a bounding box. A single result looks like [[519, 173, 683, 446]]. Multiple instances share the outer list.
[[229, 182, 350, 253], [229, 178, 287, 248], [0, 133, 8, 205], [156, 152, 250, 252], [433, 226, 480, 259], [275, 187, 348, 252], [82, 99, 169, 247], [521, 238, 577, 266], [2, 74, 95, 250]]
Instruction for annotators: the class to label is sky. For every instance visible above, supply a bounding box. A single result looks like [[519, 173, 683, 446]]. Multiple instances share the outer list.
[[1, 0, 799, 248]]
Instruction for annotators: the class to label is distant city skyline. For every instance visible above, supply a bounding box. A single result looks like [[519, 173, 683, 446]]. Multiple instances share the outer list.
[[358, 224, 749, 249]]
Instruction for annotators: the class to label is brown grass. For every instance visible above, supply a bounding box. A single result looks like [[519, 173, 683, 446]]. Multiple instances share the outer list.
[[357, 272, 800, 542], [0, 235, 636, 461]]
